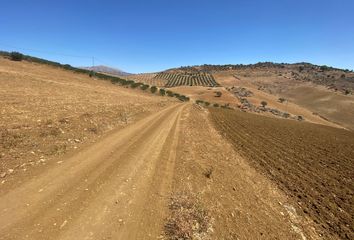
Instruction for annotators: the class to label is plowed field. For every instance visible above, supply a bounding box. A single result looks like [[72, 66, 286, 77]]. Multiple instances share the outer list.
[[210, 108, 354, 239]]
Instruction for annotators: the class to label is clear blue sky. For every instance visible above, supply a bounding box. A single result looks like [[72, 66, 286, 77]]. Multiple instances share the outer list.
[[1, 0, 353, 73]]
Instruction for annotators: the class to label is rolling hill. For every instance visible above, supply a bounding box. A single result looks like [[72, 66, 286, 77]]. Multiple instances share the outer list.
[[82, 65, 131, 76]]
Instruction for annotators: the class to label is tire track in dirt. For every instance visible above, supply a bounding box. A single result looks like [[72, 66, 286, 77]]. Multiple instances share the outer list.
[[0, 103, 185, 240]]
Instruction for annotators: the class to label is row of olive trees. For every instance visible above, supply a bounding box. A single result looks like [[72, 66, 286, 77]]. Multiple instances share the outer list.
[[111, 78, 190, 102], [195, 99, 231, 109]]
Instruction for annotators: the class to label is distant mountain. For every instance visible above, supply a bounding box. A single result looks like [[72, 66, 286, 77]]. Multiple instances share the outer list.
[[81, 65, 131, 76]]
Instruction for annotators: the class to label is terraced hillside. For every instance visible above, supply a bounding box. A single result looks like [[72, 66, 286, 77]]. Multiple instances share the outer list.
[[122, 73, 167, 87], [210, 107, 354, 240], [155, 72, 219, 87]]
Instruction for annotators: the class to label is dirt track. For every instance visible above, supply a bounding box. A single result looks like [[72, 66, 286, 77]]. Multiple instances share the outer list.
[[0, 102, 324, 240], [0, 103, 184, 240]]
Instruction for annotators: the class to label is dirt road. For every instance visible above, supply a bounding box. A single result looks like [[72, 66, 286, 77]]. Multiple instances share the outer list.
[[0, 102, 323, 240], [0, 103, 184, 240]]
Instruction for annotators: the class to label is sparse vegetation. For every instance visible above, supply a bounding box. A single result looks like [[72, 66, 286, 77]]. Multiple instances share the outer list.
[[10, 52, 23, 61], [159, 88, 166, 96], [215, 91, 222, 97], [278, 97, 286, 103], [130, 82, 142, 88], [260, 101, 268, 107], [165, 194, 212, 240], [140, 84, 150, 90], [150, 86, 158, 93], [203, 167, 213, 178]]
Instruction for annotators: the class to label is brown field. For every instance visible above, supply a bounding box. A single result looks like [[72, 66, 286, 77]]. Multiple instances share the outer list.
[[213, 68, 354, 130], [281, 84, 354, 130], [0, 57, 176, 173], [0, 57, 326, 239], [170, 86, 240, 106], [210, 107, 354, 239]]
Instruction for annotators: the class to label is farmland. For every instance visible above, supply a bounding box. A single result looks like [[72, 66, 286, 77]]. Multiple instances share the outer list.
[[155, 72, 219, 87], [209, 108, 354, 240], [122, 73, 168, 87]]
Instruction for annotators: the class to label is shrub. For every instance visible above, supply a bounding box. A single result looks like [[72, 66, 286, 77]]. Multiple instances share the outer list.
[[178, 95, 190, 102], [213, 103, 219, 107], [204, 102, 210, 106], [159, 88, 166, 96], [260, 101, 268, 107], [166, 90, 174, 97], [341, 74, 346, 78], [278, 98, 286, 103], [203, 167, 213, 178], [140, 84, 149, 90], [10, 52, 23, 61], [215, 91, 222, 97], [297, 115, 304, 121], [320, 65, 330, 71], [165, 194, 211, 240], [150, 86, 158, 93], [130, 82, 142, 88]]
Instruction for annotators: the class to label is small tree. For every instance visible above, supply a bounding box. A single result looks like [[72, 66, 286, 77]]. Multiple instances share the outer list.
[[150, 86, 158, 93], [140, 84, 150, 90], [278, 98, 286, 103], [10, 52, 23, 61], [159, 88, 166, 96], [166, 90, 174, 97], [130, 82, 141, 88], [260, 101, 268, 107], [215, 91, 222, 97]]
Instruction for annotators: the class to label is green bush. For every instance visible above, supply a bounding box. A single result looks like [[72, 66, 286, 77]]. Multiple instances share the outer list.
[[10, 52, 23, 61], [260, 101, 268, 107], [130, 82, 142, 88], [213, 103, 219, 107], [140, 84, 150, 90], [166, 90, 174, 97], [159, 88, 166, 96], [150, 86, 158, 93], [215, 91, 222, 97], [278, 98, 286, 103], [177, 95, 189, 102]]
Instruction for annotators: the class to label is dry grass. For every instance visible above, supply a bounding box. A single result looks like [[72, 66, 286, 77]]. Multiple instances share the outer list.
[[165, 193, 212, 240]]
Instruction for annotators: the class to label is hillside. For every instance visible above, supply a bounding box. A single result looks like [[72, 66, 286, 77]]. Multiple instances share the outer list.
[[0, 56, 353, 240], [82, 65, 131, 76], [146, 63, 354, 130], [0, 56, 176, 173]]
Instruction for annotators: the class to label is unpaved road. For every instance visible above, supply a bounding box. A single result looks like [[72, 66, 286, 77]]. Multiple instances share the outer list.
[[0, 103, 184, 240], [0, 103, 322, 240]]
